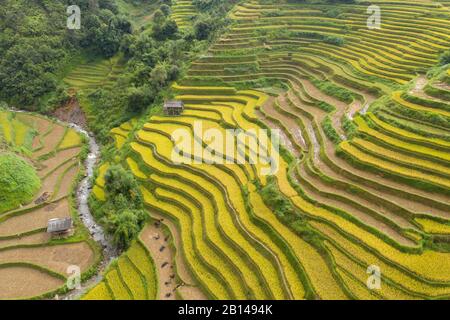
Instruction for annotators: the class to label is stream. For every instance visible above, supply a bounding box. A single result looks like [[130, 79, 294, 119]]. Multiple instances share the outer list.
[[60, 123, 119, 300]]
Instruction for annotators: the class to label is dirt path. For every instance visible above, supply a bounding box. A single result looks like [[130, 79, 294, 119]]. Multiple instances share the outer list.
[[347, 100, 361, 120], [140, 223, 177, 300], [410, 74, 428, 94], [335, 78, 377, 118], [141, 213, 207, 300]]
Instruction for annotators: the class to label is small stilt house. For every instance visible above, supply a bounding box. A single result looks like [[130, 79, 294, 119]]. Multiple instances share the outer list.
[[163, 100, 184, 116], [47, 217, 72, 235]]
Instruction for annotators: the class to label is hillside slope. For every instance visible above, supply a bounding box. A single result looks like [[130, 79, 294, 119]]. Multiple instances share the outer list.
[[86, 0, 450, 300]]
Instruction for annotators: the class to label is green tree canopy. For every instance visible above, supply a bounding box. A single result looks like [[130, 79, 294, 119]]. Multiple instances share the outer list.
[[0, 153, 41, 213]]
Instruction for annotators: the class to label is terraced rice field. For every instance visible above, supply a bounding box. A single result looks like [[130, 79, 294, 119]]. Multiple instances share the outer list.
[[0, 111, 97, 299], [171, 0, 196, 29], [90, 0, 450, 300], [83, 240, 157, 300], [116, 0, 162, 30], [64, 56, 125, 91]]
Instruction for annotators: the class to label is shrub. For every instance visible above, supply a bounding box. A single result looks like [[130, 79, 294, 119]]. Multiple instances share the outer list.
[[439, 50, 450, 66], [194, 17, 216, 40], [311, 79, 355, 103], [260, 176, 322, 246], [324, 35, 345, 46], [0, 152, 41, 213], [261, 180, 296, 220], [126, 86, 154, 113], [152, 19, 178, 41], [342, 115, 358, 139], [95, 165, 148, 249], [322, 116, 342, 145], [108, 209, 147, 249], [160, 4, 171, 16]]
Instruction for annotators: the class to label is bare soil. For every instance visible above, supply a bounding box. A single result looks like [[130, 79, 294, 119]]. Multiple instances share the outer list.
[[281, 81, 450, 219], [38, 147, 81, 177], [32, 124, 66, 159], [52, 97, 87, 129], [33, 159, 77, 203], [141, 214, 207, 300], [140, 224, 176, 300], [15, 114, 51, 135], [299, 79, 348, 138], [256, 109, 300, 157], [54, 165, 80, 199], [0, 242, 95, 275], [0, 266, 64, 299], [296, 162, 417, 246], [0, 232, 50, 249], [257, 97, 303, 156], [0, 198, 70, 237], [410, 75, 449, 104]]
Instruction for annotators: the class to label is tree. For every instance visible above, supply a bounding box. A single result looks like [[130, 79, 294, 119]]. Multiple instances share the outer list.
[[150, 63, 169, 88], [439, 50, 450, 66], [98, 0, 119, 13], [152, 19, 178, 41], [153, 10, 165, 25], [104, 165, 142, 205], [101, 165, 147, 249], [126, 86, 153, 113], [168, 65, 180, 81], [193, 0, 220, 11], [160, 4, 171, 16], [109, 209, 147, 249], [113, 16, 133, 34], [0, 41, 59, 106], [194, 17, 214, 40]]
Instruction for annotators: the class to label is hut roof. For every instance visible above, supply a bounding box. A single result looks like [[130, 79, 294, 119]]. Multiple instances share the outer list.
[[47, 218, 72, 233], [164, 100, 184, 109]]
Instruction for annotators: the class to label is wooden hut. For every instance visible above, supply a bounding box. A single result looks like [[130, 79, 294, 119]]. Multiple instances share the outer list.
[[47, 218, 72, 235], [163, 100, 184, 116]]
